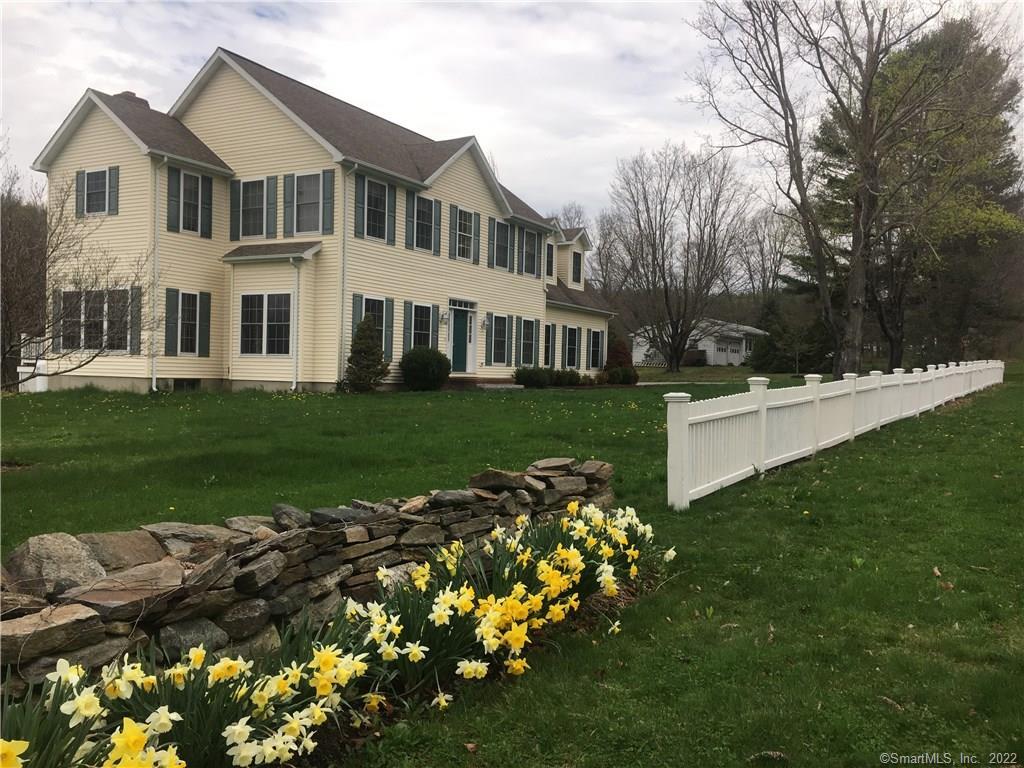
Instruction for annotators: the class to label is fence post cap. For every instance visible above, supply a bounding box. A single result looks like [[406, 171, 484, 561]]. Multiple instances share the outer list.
[[804, 373, 823, 382], [927, 364, 936, 370], [912, 367, 923, 373], [842, 373, 858, 380], [870, 369, 884, 376], [663, 392, 692, 403], [938, 363, 947, 369], [949, 361, 957, 367], [746, 376, 770, 388]]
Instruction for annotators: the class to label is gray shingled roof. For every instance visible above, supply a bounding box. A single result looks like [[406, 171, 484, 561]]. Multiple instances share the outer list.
[[560, 227, 584, 242], [223, 241, 321, 261], [92, 90, 231, 172], [546, 279, 615, 316]]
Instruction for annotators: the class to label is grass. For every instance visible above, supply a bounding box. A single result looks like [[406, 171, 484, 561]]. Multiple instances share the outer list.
[[2, 368, 1021, 766], [636, 365, 815, 384]]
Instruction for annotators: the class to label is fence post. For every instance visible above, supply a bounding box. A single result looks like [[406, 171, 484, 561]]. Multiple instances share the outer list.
[[912, 368, 923, 415], [843, 373, 858, 441], [927, 364, 937, 409], [892, 368, 904, 421], [870, 370, 884, 429], [664, 392, 691, 510], [747, 377, 769, 472], [805, 374, 822, 455]]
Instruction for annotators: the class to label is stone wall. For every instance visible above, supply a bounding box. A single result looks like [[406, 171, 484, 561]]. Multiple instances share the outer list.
[[0, 458, 614, 686]]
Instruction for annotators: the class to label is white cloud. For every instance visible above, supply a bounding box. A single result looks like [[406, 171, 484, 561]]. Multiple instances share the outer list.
[[2, 1, 719, 218]]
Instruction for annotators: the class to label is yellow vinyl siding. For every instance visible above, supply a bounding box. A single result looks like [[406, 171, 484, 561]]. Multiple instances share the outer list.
[[228, 262, 301, 383], [45, 103, 152, 381], [544, 306, 608, 371], [555, 242, 585, 291], [180, 62, 339, 384]]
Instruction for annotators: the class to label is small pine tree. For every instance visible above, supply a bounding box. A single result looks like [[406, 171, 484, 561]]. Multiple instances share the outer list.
[[344, 317, 390, 392], [604, 331, 633, 370]]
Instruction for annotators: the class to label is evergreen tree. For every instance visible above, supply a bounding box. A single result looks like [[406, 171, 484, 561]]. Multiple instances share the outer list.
[[344, 317, 390, 392]]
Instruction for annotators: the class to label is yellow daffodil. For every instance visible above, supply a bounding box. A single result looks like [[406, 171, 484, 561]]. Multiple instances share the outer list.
[[222, 717, 253, 747], [0, 739, 29, 768], [378, 642, 400, 661], [663, 546, 677, 562], [59, 685, 105, 727], [504, 657, 530, 675], [455, 659, 488, 680], [109, 717, 149, 761], [145, 705, 182, 735], [566, 500, 580, 515], [402, 641, 428, 662], [46, 658, 85, 686], [608, 620, 622, 635], [431, 691, 453, 710], [363, 692, 387, 713], [187, 644, 206, 669]]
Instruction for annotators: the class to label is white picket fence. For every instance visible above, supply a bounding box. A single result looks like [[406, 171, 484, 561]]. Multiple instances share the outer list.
[[664, 360, 1005, 509]]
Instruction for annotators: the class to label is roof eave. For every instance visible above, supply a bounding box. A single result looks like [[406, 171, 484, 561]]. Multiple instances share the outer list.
[[32, 90, 148, 173], [545, 298, 616, 317], [341, 158, 426, 190], [147, 150, 233, 176], [423, 137, 513, 217], [223, 242, 322, 264]]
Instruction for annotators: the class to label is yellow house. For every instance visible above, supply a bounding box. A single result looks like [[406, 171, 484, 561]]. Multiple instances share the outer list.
[[31, 48, 613, 391]]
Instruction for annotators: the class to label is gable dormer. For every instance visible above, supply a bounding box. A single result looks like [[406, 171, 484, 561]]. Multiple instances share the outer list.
[[554, 227, 593, 291]]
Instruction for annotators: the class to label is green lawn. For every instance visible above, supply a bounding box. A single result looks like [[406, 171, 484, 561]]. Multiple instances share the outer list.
[[2, 370, 1021, 766], [636, 365, 815, 384]]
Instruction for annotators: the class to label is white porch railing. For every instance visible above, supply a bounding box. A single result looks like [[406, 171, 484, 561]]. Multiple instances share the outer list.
[[664, 360, 1005, 509]]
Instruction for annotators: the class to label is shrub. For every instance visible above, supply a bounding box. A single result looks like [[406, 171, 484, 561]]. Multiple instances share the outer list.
[[606, 366, 639, 385], [605, 333, 633, 369], [400, 347, 451, 391], [343, 317, 391, 392], [551, 369, 581, 387], [579, 374, 596, 386], [683, 349, 707, 367], [513, 367, 552, 388]]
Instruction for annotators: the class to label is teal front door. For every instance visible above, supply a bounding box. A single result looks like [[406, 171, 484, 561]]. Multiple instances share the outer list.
[[451, 310, 468, 373]]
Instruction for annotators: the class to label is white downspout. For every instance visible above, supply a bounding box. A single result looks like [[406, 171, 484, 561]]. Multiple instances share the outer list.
[[151, 156, 169, 391], [291, 256, 300, 391], [338, 162, 358, 382]]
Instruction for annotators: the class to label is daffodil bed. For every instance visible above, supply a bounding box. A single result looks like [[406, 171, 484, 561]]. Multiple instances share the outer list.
[[1, 501, 675, 768]]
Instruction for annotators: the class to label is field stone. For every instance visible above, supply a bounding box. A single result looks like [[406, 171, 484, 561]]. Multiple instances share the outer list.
[[523, 475, 547, 492], [548, 476, 588, 495], [18, 631, 148, 683], [159, 618, 228, 661], [307, 551, 348, 578], [223, 516, 279, 535], [4, 533, 107, 598], [352, 550, 403, 574], [0, 604, 105, 662], [216, 599, 270, 640], [339, 536, 396, 561], [470, 488, 499, 501], [447, 517, 495, 539], [183, 553, 229, 594], [589, 489, 616, 509], [467, 469, 528, 491], [63, 557, 184, 620], [76, 530, 165, 571], [271, 503, 310, 530], [529, 457, 577, 472], [398, 496, 428, 515], [429, 490, 478, 508], [310, 507, 369, 526], [577, 460, 615, 482], [398, 524, 443, 546], [141, 523, 248, 561], [440, 509, 471, 526], [219, 623, 280, 660], [287, 588, 342, 632], [234, 550, 286, 594], [0, 593, 49, 619], [160, 587, 241, 623]]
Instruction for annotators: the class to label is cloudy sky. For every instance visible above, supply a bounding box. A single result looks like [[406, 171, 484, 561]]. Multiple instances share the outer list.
[[3, 1, 718, 217]]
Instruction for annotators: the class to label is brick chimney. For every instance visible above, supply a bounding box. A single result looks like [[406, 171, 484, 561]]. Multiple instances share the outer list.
[[116, 91, 149, 108]]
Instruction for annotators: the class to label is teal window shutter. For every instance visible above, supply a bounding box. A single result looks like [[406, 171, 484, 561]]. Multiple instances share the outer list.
[[107, 166, 119, 215], [577, 327, 582, 368], [487, 217, 495, 268], [51, 290, 63, 352], [129, 286, 142, 355], [165, 288, 179, 356], [167, 167, 180, 232], [586, 329, 593, 368], [351, 293, 363, 339], [505, 315, 513, 366], [386, 184, 397, 245], [322, 169, 335, 235], [448, 204, 458, 260], [485, 312, 493, 366], [430, 304, 439, 349], [265, 176, 277, 238], [533, 321, 541, 367], [404, 190, 415, 249], [283, 174, 295, 237], [75, 171, 85, 218], [472, 213, 481, 264], [598, 330, 605, 369], [507, 224, 515, 273], [534, 232, 542, 278], [353, 173, 365, 238], [561, 325, 567, 368], [229, 180, 240, 241], [198, 292, 211, 357], [402, 300, 412, 354], [549, 324, 556, 369], [516, 225, 525, 274], [200, 175, 213, 238], [432, 200, 441, 255], [384, 298, 395, 362], [514, 316, 522, 366]]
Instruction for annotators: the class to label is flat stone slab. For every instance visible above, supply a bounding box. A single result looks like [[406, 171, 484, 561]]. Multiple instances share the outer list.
[[271, 503, 310, 530], [224, 516, 280, 535], [158, 617, 228, 662], [234, 550, 286, 594], [577, 460, 614, 482], [467, 469, 530, 491], [0, 593, 49, 619], [529, 457, 578, 472], [398, 524, 444, 546], [216, 599, 270, 640], [429, 490, 478, 508], [141, 523, 248, 561], [0, 603, 105, 662], [18, 631, 148, 683], [76, 530, 166, 571], [548, 475, 588, 494], [4, 533, 107, 598], [310, 507, 370, 526], [182, 553, 229, 594], [219, 622, 280, 660], [63, 557, 184, 621]]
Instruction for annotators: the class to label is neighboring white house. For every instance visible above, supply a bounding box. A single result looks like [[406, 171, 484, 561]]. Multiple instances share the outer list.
[[631, 320, 768, 367]]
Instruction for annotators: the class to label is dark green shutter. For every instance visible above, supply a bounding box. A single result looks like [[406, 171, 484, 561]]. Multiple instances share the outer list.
[[549, 324, 556, 368], [129, 286, 142, 355], [405, 190, 415, 249], [430, 304, 439, 349], [200, 175, 213, 238], [283, 174, 295, 237], [75, 171, 85, 218], [402, 300, 412, 354], [514, 316, 522, 366], [351, 293, 363, 339], [265, 176, 277, 238], [51, 290, 63, 352], [107, 166, 119, 215], [507, 224, 515, 273], [472, 213, 481, 264], [322, 169, 335, 235], [534, 321, 541, 367], [485, 312, 493, 366], [353, 173, 364, 239], [598, 331, 605, 369], [448, 204, 458, 260], [384, 298, 394, 362], [164, 288, 179, 356], [505, 315, 513, 366], [586, 329, 593, 369], [577, 327, 582, 368], [432, 200, 441, 256], [534, 232, 542, 278], [516, 225, 525, 274], [487, 217, 495, 268], [386, 184, 397, 245], [229, 180, 240, 241], [561, 325, 567, 368], [167, 167, 180, 232], [198, 292, 211, 357]]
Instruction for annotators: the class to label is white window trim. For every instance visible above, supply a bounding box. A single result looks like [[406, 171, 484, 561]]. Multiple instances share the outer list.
[[83, 167, 108, 216], [571, 250, 584, 285], [293, 170, 323, 236], [492, 313, 510, 365], [178, 290, 200, 357], [179, 171, 203, 235], [364, 176, 388, 242], [520, 317, 537, 367], [239, 291, 294, 357], [455, 207, 475, 262], [361, 294, 389, 353], [239, 177, 267, 239], [63, 288, 130, 354], [494, 220, 511, 269], [413, 195, 435, 253], [411, 302, 433, 348]]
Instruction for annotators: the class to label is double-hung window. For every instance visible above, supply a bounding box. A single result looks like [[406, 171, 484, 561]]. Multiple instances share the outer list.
[[365, 179, 387, 240], [457, 209, 474, 260], [744, 337, 753, 354], [546, 243, 554, 278], [566, 327, 579, 368], [181, 172, 201, 233], [492, 315, 508, 365], [523, 231, 538, 276], [544, 324, 555, 367], [589, 330, 602, 369], [240, 293, 291, 355], [85, 169, 107, 215], [241, 179, 265, 237], [412, 304, 432, 348], [61, 289, 129, 351], [363, 297, 386, 350], [295, 173, 321, 234], [179, 291, 199, 355], [572, 251, 583, 283], [521, 319, 536, 366], [494, 221, 510, 269], [415, 197, 434, 250]]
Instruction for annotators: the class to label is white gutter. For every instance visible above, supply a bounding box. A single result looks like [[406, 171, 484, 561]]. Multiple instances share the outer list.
[[338, 161, 358, 382], [151, 155, 169, 391], [291, 256, 301, 391]]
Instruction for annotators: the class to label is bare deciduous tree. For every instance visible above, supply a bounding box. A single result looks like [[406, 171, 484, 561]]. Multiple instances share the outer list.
[[738, 207, 795, 310], [547, 201, 589, 231]]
